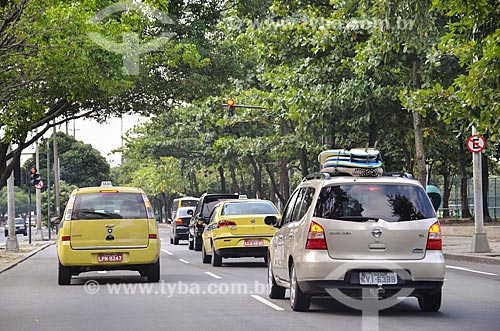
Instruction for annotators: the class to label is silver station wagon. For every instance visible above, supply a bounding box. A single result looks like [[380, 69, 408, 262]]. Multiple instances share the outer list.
[[266, 172, 445, 312]]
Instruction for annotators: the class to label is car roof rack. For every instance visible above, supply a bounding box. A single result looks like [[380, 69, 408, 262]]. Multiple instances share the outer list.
[[302, 172, 331, 182], [382, 172, 414, 179]]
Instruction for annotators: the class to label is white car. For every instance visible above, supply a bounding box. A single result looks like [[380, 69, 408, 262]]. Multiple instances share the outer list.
[[266, 172, 445, 312]]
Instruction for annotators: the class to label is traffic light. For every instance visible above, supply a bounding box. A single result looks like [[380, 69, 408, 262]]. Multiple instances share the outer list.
[[30, 167, 41, 186], [227, 98, 235, 117]]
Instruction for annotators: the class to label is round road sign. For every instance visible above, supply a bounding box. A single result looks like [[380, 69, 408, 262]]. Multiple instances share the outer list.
[[466, 134, 486, 153], [35, 180, 44, 190]]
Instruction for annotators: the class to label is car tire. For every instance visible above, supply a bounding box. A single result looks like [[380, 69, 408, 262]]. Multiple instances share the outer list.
[[194, 236, 202, 251], [290, 263, 310, 311], [4, 230, 7, 237], [58, 262, 72, 286], [418, 289, 442, 312], [170, 236, 173, 244], [212, 249, 222, 267], [146, 260, 160, 283], [268, 259, 285, 299], [23, 230, 27, 236], [202, 244, 211, 264], [173, 237, 179, 245]]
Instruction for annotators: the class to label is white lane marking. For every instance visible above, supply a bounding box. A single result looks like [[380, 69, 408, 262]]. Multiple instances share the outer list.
[[251, 295, 285, 311], [204, 272, 222, 279], [179, 259, 190, 264], [97, 271, 107, 274], [161, 249, 173, 256], [447, 265, 498, 276]]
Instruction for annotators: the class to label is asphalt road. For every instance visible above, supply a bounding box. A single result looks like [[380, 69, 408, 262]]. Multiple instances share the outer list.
[[1, 226, 500, 331]]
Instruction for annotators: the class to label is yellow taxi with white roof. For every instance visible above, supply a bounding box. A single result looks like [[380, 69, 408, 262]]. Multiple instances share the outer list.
[[56, 182, 161, 285], [201, 198, 280, 267]]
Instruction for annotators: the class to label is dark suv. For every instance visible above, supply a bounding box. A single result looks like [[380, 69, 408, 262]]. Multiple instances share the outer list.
[[188, 193, 239, 251]]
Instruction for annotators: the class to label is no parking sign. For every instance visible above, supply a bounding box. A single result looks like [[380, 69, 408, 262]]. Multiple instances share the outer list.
[[466, 135, 486, 153]]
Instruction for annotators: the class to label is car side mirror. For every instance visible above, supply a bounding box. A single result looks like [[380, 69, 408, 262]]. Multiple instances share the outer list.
[[264, 216, 278, 227], [51, 217, 61, 225]]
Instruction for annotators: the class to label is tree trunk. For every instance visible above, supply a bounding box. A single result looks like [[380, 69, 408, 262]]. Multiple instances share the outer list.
[[412, 58, 426, 187], [441, 170, 451, 218], [458, 135, 472, 218], [229, 165, 238, 194], [218, 166, 226, 193], [265, 162, 286, 206], [368, 118, 377, 147], [299, 148, 308, 177], [248, 156, 262, 199], [280, 156, 290, 203]]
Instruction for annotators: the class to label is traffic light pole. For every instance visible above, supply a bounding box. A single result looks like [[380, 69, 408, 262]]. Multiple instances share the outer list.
[[28, 179, 32, 244], [35, 141, 44, 240]]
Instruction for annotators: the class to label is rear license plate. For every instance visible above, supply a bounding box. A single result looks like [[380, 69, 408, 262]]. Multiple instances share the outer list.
[[359, 272, 397, 285], [97, 253, 123, 263], [244, 239, 264, 247]]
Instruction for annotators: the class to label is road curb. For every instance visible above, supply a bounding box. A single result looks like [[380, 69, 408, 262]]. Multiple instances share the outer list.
[[0, 241, 55, 274], [444, 253, 500, 265]]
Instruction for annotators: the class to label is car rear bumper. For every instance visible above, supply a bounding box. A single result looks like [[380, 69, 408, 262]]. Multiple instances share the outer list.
[[292, 250, 445, 295], [57, 239, 161, 267], [215, 247, 268, 258]]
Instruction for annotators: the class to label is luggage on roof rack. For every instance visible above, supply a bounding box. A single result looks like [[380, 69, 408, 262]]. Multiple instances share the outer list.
[[318, 147, 383, 177]]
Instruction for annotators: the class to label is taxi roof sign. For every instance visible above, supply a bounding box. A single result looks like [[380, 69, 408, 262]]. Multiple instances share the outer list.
[[100, 181, 113, 187]]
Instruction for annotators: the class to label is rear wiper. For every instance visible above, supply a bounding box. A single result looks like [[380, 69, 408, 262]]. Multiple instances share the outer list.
[[74, 209, 122, 219], [335, 216, 384, 222]]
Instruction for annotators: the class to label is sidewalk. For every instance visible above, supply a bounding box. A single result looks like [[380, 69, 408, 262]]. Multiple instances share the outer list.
[[1, 224, 500, 274], [441, 224, 500, 265]]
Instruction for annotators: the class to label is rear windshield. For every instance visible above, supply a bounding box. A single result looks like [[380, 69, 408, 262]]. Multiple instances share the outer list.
[[70, 192, 148, 220], [314, 184, 435, 222], [201, 196, 237, 216], [221, 201, 278, 216], [179, 199, 198, 208]]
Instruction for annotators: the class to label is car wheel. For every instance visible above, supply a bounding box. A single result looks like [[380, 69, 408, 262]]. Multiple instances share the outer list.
[[146, 260, 160, 283], [290, 263, 310, 311], [170, 236, 173, 244], [173, 237, 179, 245], [23, 230, 27, 236], [194, 236, 202, 251], [212, 249, 222, 267], [418, 289, 442, 312], [202, 244, 211, 264], [58, 262, 72, 286], [4, 230, 7, 237], [268, 258, 285, 299]]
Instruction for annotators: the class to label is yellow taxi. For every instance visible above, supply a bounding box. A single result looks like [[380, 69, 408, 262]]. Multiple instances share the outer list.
[[201, 198, 280, 266], [56, 182, 161, 285]]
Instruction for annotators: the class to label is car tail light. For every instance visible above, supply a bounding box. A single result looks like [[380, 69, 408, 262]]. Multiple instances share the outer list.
[[426, 222, 442, 250], [175, 218, 183, 224], [305, 221, 327, 250], [149, 234, 158, 239], [218, 220, 237, 228], [61, 236, 71, 241]]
